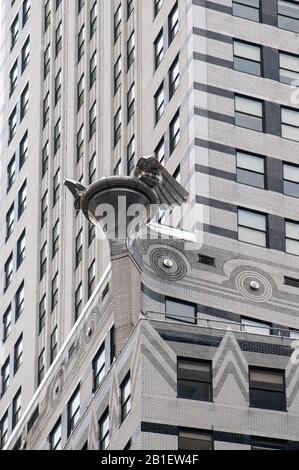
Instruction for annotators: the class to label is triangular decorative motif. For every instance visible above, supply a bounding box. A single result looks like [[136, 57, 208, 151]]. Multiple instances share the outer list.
[[213, 330, 249, 403]]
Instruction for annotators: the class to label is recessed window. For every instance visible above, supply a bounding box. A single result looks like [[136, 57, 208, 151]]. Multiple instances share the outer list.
[[285, 220, 299, 256], [38, 349, 45, 385], [89, 101, 97, 139], [241, 317, 271, 336], [249, 367, 286, 411], [21, 37, 30, 73], [169, 55, 180, 98], [281, 107, 299, 142], [15, 282, 25, 320], [114, 108, 121, 147], [233, 40, 261, 76], [178, 430, 213, 450], [39, 296, 46, 334], [155, 137, 165, 164], [50, 327, 58, 363], [99, 409, 109, 450], [50, 419, 62, 450], [20, 84, 29, 120], [114, 56, 121, 94], [169, 111, 180, 154], [168, 2, 179, 44], [233, 0, 260, 22], [238, 208, 267, 247], [20, 131, 28, 168], [75, 283, 83, 321], [51, 272, 59, 311], [11, 15, 19, 50], [67, 386, 80, 437], [93, 344, 105, 391], [75, 229, 83, 267], [279, 52, 299, 84], [17, 231, 26, 268], [127, 83, 135, 123], [14, 335, 23, 373], [251, 437, 288, 450], [284, 163, 299, 198], [127, 136, 135, 175], [3, 306, 12, 342], [90, 52, 97, 89], [114, 5, 122, 43], [6, 204, 15, 241], [9, 106, 17, 143], [18, 180, 27, 217], [0, 413, 8, 450], [235, 95, 263, 132], [154, 30, 164, 69], [55, 21, 62, 57], [12, 388, 22, 429], [1, 359, 10, 396], [88, 260, 96, 298], [7, 157, 16, 192], [278, 0, 299, 33], [54, 119, 61, 154], [236, 151, 265, 189], [166, 298, 196, 324], [120, 373, 131, 423], [90, 2, 97, 38], [155, 84, 165, 123], [55, 69, 62, 105], [4, 254, 13, 291], [127, 31, 135, 70], [10, 60, 18, 96], [178, 358, 212, 402]]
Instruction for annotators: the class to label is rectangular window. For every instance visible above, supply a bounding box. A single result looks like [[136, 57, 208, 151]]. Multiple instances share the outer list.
[[278, 0, 299, 33], [18, 181, 27, 217], [154, 30, 164, 69], [89, 101, 97, 139], [76, 229, 83, 267], [280, 51, 299, 84], [238, 208, 267, 247], [52, 272, 59, 311], [4, 254, 13, 291], [50, 327, 58, 363], [114, 108, 121, 147], [15, 282, 25, 320], [54, 119, 61, 154], [78, 25, 85, 62], [12, 388, 22, 428], [55, 21, 62, 57], [120, 373, 131, 423], [88, 260, 96, 298], [20, 84, 29, 120], [169, 55, 180, 98], [77, 74, 84, 111], [251, 437, 288, 450], [55, 69, 62, 105], [178, 430, 213, 450], [127, 83, 135, 123], [9, 106, 17, 142], [127, 32, 135, 70], [155, 137, 165, 164], [44, 45, 50, 78], [90, 2, 97, 38], [286, 220, 299, 256], [154, 0, 164, 17], [1, 359, 10, 396], [19, 131, 28, 168], [11, 15, 19, 50], [38, 349, 45, 386], [7, 157, 16, 192], [249, 367, 286, 411], [6, 204, 15, 241], [41, 191, 48, 227], [14, 335, 23, 373], [89, 153, 96, 184], [281, 107, 299, 142], [241, 317, 271, 335], [10, 60, 18, 96], [17, 231, 26, 268], [44, 0, 51, 31], [75, 283, 83, 321], [169, 111, 180, 154], [77, 125, 84, 162], [168, 2, 179, 44], [93, 344, 105, 391], [39, 295, 46, 333], [22, 0, 31, 25], [233, 40, 261, 76], [127, 136, 135, 175], [178, 359, 212, 402], [99, 409, 109, 450], [237, 151, 265, 188], [21, 37, 30, 72], [90, 52, 97, 89], [166, 298, 196, 324], [3, 306, 12, 342], [0, 413, 9, 450], [155, 84, 165, 123], [52, 221, 59, 258], [284, 163, 299, 197], [235, 95, 263, 132], [114, 56, 121, 94], [67, 386, 80, 436], [233, 0, 260, 22], [50, 419, 62, 450], [53, 169, 60, 206], [114, 5, 122, 43]]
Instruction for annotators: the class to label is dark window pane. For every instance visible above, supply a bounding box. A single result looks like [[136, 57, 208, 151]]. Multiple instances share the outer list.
[[166, 299, 196, 324], [233, 4, 260, 22], [250, 389, 285, 411], [178, 380, 211, 401], [237, 169, 265, 188], [179, 431, 212, 450], [235, 113, 263, 131], [284, 180, 299, 198], [234, 57, 261, 76]]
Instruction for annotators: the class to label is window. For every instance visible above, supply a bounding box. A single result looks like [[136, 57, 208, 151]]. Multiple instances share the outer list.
[[77, 125, 84, 162], [90, 2, 97, 38], [76, 229, 83, 267], [78, 0, 85, 13], [284, 163, 299, 197], [233, 40, 261, 76], [15, 282, 25, 320], [12, 389, 22, 428], [14, 335, 23, 373], [38, 349, 45, 386], [114, 108, 121, 147], [3, 306, 12, 342], [233, 0, 260, 21], [127, 0, 134, 18], [238, 208, 267, 247], [22, 0, 31, 25], [52, 272, 59, 311], [114, 56, 122, 94], [251, 437, 288, 450], [280, 52, 299, 84], [44, 45, 50, 78], [18, 181, 27, 217], [4, 254, 13, 291], [50, 327, 58, 363], [127, 32, 135, 70], [50, 419, 62, 450], [53, 169, 60, 206], [20, 132, 28, 167], [42, 141, 49, 176], [7, 157, 16, 191], [54, 119, 61, 154], [278, 0, 299, 33], [154, 0, 164, 17], [88, 260, 96, 298], [281, 107, 299, 142], [120, 373, 131, 423], [1, 360, 10, 396], [67, 387, 80, 436], [90, 52, 97, 88], [155, 138, 165, 164], [9, 106, 17, 142], [10, 60, 18, 95], [178, 430, 213, 450], [77, 74, 84, 111], [99, 409, 109, 450], [235, 95, 263, 132], [286, 220, 299, 256], [170, 111, 180, 154], [127, 136, 135, 175], [168, 2, 179, 44], [52, 221, 59, 258], [127, 83, 135, 122], [44, 0, 51, 31], [21, 37, 30, 72], [39, 295, 46, 333], [169, 55, 180, 98], [241, 318, 270, 335], [237, 151, 265, 189], [11, 15, 19, 50], [114, 5, 122, 43], [154, 30, 164, 70], [41, 191, 48, 227], [155, 84, 165, 123], [55, 69, 62, 105], [249, 367, 286, 411], [0, 413, 8, 450], [55, 21, 62, 57], [43, 93, 50, 128], [6, 204, 15, 241], [78, 25, 85, 62], [75, 283, 83, 321], [20, 84, 29, 120], [89, 153, 96, 184], [17, 231, 26, 268], [89, 102, 97, 139], [166, 298, 196, 324], [93, 344, 105, 391], [178, 359, 212, 402]]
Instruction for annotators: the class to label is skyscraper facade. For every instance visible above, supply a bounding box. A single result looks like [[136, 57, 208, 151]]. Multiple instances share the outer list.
[[1, 0, 299, 451]]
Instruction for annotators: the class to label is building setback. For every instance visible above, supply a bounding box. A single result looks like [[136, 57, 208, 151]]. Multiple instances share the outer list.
[[1, 0, 299, 451]]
